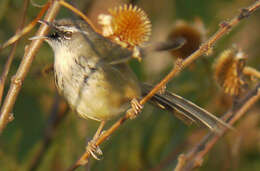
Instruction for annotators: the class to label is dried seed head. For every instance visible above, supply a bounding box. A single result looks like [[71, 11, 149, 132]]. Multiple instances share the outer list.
[[214, 48, 247, 96], [168, 19, 206, 59], [98, 4, 151, 47]]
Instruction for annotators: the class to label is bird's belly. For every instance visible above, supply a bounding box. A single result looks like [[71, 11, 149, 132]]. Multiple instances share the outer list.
[[76, 90, 130, 121], [62, 71, 131, 121]]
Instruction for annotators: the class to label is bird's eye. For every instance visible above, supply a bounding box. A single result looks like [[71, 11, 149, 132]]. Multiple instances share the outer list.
[[63, 31, 72, 39], [49, 32, 60, 39]]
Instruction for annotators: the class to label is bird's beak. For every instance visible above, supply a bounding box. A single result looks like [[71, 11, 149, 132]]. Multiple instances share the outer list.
[[28, 35, 48, 41], [28, 20, 55, 41]]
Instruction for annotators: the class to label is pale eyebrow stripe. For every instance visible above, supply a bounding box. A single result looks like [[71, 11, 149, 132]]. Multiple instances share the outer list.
[[56, 25, 89, 35]]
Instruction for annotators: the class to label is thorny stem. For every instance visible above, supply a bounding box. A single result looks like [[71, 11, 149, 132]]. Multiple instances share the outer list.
[[0, 0, 29, 105], [0, 0, 61, 134], [68, 1, 260, 170], [174, 83, 260, 171]]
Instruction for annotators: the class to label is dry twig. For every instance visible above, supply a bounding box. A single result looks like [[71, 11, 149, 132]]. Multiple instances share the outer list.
[[0, 1, 51, 50], [59, 0, 100, 33], [67, 1, 260, 170], [174, 82, 260, 171], [0, 0, 61, 134], [140, 0, 260, 105], [0, 0, 29, 105]]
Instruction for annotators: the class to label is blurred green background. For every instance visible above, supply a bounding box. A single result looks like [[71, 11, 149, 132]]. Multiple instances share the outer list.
[[0, 0, 260, 170]]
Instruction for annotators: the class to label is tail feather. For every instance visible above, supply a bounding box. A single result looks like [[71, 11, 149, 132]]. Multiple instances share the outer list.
[[142, 84, 232, 133]]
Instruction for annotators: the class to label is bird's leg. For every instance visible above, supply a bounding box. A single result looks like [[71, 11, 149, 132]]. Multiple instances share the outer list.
[[86, 121, 106, 160], [127, 98, 143, 119]]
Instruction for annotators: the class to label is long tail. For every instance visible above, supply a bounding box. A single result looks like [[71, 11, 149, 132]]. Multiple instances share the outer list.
[[141, 84, 232, 133]]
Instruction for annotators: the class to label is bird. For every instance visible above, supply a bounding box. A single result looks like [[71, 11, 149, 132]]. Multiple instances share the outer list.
[[32, 18, 230, 159]]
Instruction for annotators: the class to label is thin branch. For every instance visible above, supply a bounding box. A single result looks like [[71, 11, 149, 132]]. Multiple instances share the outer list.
[[0, 0, 61, 134], [67, 1, 260, 170], [30, 0, 46, 8], [59, 0, 101, 33], [174, 83, 260, 171], [0, 1, 51, 51], [0, 0, 29, 105], [140, 0, 260, 105], [67, 116, 129, 171]]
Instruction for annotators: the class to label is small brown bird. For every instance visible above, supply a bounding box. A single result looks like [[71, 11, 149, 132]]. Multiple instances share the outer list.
[[33, 18, 230, 159]]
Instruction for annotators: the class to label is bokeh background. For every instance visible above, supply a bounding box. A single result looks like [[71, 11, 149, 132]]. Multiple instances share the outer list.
[[0, 0, 260, 170]]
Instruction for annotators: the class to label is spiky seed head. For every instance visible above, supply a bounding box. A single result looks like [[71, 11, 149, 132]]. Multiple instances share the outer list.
[[168, 19, 206, 59], [214, 48, 247, 96], [98, 4, 151, 47]]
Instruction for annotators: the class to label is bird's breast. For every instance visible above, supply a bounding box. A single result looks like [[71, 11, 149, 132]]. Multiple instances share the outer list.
[[53, 53, 140, 121]]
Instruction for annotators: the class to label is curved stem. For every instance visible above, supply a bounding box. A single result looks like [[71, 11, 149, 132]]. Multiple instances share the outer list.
[[0, 0, 29, 105], [175, 83, 260, 171], [0, 0, 61, 134]]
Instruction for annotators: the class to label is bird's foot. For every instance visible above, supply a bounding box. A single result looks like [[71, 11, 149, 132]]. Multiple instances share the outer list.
[[86, 121, 106, 160], [86, 138, 103, 160], [127, 98, 143, 119]]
